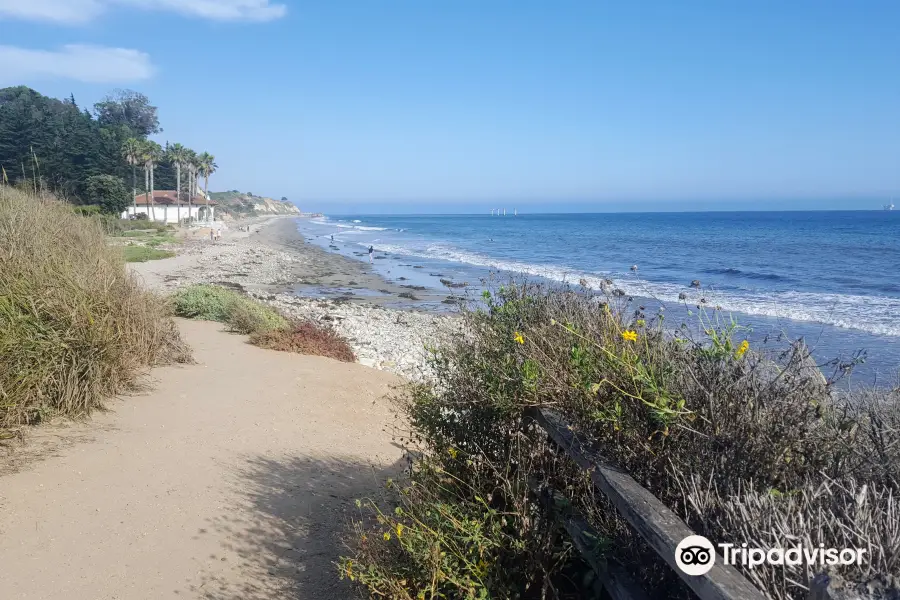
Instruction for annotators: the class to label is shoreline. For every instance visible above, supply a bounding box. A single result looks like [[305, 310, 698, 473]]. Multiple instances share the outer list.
[[129, 216, 463, 381]]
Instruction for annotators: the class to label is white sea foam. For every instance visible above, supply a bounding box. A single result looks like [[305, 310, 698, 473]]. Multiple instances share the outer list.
[[362, 242, 900, 337], [307, 217, 386, 231]]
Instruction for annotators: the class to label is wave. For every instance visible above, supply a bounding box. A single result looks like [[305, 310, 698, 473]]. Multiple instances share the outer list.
[[363, 242, 900, 337], [308, 217, 387, 231], [702, 267, 788, 282]]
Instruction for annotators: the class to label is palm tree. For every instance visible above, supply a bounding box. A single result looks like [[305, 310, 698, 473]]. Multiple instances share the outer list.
[[144, 141, 163, 222], [184, 149, 198, 224], [138, 141, 152, 220], [166, 143, 188, 225], [122, 138, 142, 216], [198, 152, 217, 222]]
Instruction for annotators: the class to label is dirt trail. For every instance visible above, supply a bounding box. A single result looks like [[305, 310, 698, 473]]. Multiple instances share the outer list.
[[0, 318, 403, 599]]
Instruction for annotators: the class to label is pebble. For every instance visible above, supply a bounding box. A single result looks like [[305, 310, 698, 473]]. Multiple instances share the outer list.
[[156, 224, 463, 382]]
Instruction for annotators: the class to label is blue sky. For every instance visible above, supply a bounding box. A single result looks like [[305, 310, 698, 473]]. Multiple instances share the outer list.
[[1, 0, 899, 213]]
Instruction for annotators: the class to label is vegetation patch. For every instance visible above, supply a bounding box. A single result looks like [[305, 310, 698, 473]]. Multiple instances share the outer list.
[[0, 187, 191, 428], [340, 282, 900, 599], [122, 245, 176, 262], [249, 321, 356, 362], [171, 284, 287, 334]]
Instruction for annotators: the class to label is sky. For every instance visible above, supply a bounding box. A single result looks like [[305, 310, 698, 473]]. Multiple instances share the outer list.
[[1, 0, 899, 213]]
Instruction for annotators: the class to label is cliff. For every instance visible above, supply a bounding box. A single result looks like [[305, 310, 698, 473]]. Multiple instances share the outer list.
[[208, 191, 301, 219]]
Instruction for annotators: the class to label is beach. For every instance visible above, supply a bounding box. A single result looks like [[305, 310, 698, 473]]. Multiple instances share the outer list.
[[130, 216, 463, 381]]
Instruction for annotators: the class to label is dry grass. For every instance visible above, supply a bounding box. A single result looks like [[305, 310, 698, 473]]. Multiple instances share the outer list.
[[0, 187, 192, 427], [249, 321, 356, 362]]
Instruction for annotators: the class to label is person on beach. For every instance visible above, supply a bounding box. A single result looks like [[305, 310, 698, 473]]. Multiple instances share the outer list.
[[330, 235, 334, 242], [210, 229, 214, 242], [368, 245, 374, 263]]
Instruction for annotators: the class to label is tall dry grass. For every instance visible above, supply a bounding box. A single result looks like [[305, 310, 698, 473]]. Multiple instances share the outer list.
[[0, 187, 191, 427]]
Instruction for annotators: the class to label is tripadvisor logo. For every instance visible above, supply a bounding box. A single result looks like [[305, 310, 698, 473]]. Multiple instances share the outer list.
[[675, 535, 867, 576], [675, 535, 716, 576]]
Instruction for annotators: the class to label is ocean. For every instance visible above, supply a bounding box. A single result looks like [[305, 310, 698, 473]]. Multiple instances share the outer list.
[[296, 211, 900, 385]]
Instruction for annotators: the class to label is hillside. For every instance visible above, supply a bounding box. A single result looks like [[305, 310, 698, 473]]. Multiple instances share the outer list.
[[209, 190, 300, 219]]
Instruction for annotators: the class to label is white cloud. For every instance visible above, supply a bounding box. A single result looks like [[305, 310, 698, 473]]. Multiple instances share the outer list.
[[0, 44, 156, 84], [122, 0, 287, 22], [0, 0, 286, 23]]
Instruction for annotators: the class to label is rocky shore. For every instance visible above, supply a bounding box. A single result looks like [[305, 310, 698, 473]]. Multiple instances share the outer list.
[[130, 216, 464, 381], [251, 291, 461, 381]]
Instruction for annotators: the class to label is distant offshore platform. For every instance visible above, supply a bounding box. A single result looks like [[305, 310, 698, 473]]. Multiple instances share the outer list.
[[490, 208, 517, 216]]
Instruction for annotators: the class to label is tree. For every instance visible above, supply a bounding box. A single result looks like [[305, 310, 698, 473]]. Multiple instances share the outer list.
[[94, 89, 161, 138], [141, 141, 150, 218], [281, 196, 288, 202], [198, 152, 217, 222], [85, 174, 129, 214], [184, 148, 198, 224], [144, 141, 162, 221], [166, 143, 188, 225], [122, 138, 142, 214]]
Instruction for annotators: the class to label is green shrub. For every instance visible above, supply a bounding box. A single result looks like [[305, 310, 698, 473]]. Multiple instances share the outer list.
[[342, 282, 900, 599], [72, 204, 102, 216], [225, 300, 288, 334], [93, 215, 168, 237], [84, 174, 129, 214], [0, 187, 191, 427], [171, 284, 287, 335], [122, 246, 175, 262]]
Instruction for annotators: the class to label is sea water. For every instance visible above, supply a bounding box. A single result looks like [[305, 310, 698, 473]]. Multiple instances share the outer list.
[[297, 211, 900, 385]]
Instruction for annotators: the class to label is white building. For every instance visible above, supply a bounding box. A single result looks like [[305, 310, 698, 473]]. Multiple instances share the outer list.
[[121, 191, 217, 224]]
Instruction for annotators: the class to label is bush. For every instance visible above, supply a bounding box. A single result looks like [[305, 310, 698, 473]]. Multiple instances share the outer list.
[[249, 321, 356, 361], [0, 187, 191, 427], [122, 246, 175, 262], [171, 284, 287, 335], [342, 282, 900, 599], [85, 174, 129, 214], [72, 204, 102, 216], [226, 300, 288, 335]]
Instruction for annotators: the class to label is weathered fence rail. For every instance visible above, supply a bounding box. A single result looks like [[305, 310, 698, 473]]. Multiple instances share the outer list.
[[525, 407, 768, 600]]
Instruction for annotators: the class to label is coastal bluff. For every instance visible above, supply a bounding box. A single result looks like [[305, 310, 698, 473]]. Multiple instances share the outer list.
[[209, 190, 301, 219]]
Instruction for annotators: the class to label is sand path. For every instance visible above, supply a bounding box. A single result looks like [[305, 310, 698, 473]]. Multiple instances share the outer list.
[[0, 318, 403, 599]]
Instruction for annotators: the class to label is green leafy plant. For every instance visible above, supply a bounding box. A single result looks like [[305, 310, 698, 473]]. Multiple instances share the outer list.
[[171, 284, 287, 335]]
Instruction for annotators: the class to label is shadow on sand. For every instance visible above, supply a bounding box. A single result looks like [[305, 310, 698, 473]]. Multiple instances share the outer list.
[[186, 454, 404, 600]]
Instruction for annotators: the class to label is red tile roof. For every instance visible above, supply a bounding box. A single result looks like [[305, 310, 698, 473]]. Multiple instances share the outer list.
[[133, 191, 216, 206]]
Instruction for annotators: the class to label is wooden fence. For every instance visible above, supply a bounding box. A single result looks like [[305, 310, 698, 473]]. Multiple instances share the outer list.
[[525, 407, 769, 600]]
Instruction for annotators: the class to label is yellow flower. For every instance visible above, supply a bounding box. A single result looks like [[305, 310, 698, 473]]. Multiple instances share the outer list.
[[735, 340, 750, 359], [476, 559, 489, 576], [345, 561, 354, 580], [636, 319, 645, 327], [396, 523, 404, 537], [383, 531, 391, 541], [513, 331, 525, 344], [622, 330, 638, 342], [448, 447, 458, 459]]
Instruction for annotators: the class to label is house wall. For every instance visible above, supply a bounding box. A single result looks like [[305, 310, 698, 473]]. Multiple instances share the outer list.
[[120, 206, 214, 223]]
